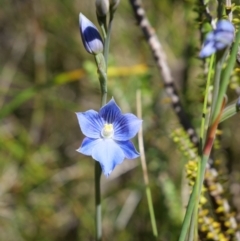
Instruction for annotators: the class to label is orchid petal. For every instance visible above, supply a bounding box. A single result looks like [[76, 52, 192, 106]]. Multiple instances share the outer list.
[[76, 99, 141, 176], [216, 20, 235, 33], [214, 32, 234, 46], [117, 140, 140, 159], [114, 113, 142, 141], [99, 98, 121, 123], [76, 110, 104, 138], [199, 19, 235, 58], [204, 32, 215, 44], [199, 42, 216, 58], [92, 139, 125, 176], [77, 137, 101, 156]]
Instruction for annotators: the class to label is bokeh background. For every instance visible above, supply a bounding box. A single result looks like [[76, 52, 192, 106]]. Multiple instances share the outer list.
[[1, 0, 240, 240]]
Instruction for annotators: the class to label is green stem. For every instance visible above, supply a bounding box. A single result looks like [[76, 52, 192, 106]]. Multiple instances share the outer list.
[[136, 90, 158, 238], [104, 12, 114, 67], [200, 55, 215, 150], [187, 158, 201, 241], [189, 56, 214, 241], [188, 210, 198, 241], [178, 155, 208, 241], [209, 51, 228, 125], [97, 15, 107, 39], [94, 52, 108, 241], [146, 186, 158, 238], [95, 161, 102, 241], [178, 175, 198, 241], [95, 53, 108, 105]]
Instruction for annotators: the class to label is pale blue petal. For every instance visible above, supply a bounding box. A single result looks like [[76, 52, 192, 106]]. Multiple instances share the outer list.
[[99, 98, 121, 123], [199, 20, 235, 59], [199, 42, 216, 58], [215, 41, 226, 50], [79, 13, 103, 54], [76, 110, 104, 138], [113, 113, 142, 141], [204, 32, 214, 44], [214, 32, 234, 46], [77, 137, 101, 156], [216, 20, 234, 33], [117, 140, 139, 159], [92, 139, 125, 176]]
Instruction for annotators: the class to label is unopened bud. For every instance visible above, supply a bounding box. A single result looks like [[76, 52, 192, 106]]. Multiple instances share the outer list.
[[109, 0, 120, 12], [79, 13, 103, 55], [96, 0, 109, 17]]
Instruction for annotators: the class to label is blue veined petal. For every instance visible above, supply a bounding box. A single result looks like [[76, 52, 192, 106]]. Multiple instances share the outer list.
[[92, 139, 125, 176], [199, 19, 235, 59], [99, 98, 121, 123], [79, 13, 103, 54], [214, 32, 234, 46], [199, 42, 216, 58], [77, 137, 102, 156], [76, 110, 104, 138], [204, 32, 215, 44], [216, 20, 235, 33], [116, 140, 140, 159], [215, 41, 227, 50], [113, 113, 142, 141]]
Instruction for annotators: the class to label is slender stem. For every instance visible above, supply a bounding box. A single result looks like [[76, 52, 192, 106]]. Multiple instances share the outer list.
[[95, 54, 108, 106], [188, 159, 202, 241], [104, 12, 114, 67], [178, 154, 209, 241], [200, 55, 214, 149], [97, 14, 107, 39], [178, 175, 199, 241], [146, 187, 158, 238], [95, 161, 102, 241], [188, 214, 194, 241], [189, 56, 214, 240], [226, 0, 232, 22], [209, 51, 228, 125], [136, 90, 158, 238], [94, 53, 108, 241]]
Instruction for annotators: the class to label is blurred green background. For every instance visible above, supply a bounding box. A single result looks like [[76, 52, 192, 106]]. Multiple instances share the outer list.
[[1, 0, 240, 240]]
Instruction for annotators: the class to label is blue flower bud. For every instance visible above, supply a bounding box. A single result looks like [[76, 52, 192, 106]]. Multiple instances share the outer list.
[[199, 20, 235, 58], [79, 13, 103, 55]]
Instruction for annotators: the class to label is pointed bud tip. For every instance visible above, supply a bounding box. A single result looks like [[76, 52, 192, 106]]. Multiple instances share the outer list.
[[109, 0, 120, 12], [95, 0, 109, 17], [79, 13, 103, 55]]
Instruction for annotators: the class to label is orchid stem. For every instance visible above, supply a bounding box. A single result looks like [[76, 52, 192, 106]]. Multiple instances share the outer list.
[[95, 161, 102, 241], [136, 90, 158, 238], [104, 12, 114, 68], [94, 45, 108, 241]]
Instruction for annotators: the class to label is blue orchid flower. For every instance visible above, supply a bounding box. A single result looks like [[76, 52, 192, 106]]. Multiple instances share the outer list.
[[199, 20, 235, 58], [76, 99, 142, 176], [79, 13, 103, 55]]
